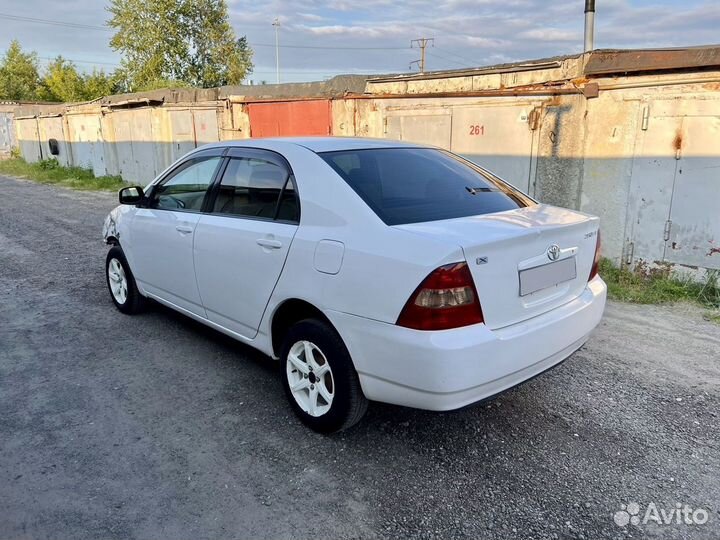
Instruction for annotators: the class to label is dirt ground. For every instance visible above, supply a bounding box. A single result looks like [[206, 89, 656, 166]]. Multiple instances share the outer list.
[[1, 175, 718, 540]]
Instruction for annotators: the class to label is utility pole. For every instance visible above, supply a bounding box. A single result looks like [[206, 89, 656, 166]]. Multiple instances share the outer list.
[[410, 37, 434, 72], [273, 17, 281, 84]]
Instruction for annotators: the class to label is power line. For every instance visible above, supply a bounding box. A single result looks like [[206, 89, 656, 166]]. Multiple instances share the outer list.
[[433, 47, 480, 66], [251, 43, 409, 50], [0, 12, 110, 31], [425, 51, 474, 69], [251, 69, 382, 75]]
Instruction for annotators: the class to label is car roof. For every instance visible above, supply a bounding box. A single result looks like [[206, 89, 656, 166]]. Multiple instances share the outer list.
[[206, 137, 424, 154]]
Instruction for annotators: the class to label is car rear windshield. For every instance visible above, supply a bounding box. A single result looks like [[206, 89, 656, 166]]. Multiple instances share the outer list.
[[319, 148, 534, 225]]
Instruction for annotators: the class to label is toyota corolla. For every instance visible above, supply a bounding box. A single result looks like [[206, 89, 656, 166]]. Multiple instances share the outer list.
[[102, 137, 606, 432]]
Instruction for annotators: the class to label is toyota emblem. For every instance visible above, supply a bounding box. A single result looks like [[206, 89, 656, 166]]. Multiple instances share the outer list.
[[547, 244, 561, 261]]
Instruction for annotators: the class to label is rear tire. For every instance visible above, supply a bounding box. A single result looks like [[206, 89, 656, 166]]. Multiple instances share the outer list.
[[106, 246, 146, 315], [281, 319, 368, 433]]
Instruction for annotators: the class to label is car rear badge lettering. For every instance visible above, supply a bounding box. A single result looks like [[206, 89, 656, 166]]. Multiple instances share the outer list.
[[476, 256, 488, 265]]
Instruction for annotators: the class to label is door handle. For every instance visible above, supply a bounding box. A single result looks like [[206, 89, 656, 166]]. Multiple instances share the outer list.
[[256, 238, 282, 249], [175, 225, 193, 234]]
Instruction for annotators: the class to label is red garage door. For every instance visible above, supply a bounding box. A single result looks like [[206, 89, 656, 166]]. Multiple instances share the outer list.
[[248, 100, 331, 137]]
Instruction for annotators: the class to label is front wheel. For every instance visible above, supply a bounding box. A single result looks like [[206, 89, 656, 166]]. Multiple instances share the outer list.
[[106, 246, 146, 314], [281, 319, 368, 433]]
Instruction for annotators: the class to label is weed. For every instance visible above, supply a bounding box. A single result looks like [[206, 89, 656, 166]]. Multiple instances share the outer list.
[[0, 157, 125, 191]]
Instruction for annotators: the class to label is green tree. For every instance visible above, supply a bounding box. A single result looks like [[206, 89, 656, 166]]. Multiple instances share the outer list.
[[0, 40, 41, 101], [107, 0, 253, 91], [38, 57, 118, 102], [82, 69, 118, 100], [38, 56, 86, 102]]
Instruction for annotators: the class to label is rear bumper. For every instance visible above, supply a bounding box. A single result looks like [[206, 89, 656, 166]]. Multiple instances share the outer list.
[[326, 276, 606, 411]]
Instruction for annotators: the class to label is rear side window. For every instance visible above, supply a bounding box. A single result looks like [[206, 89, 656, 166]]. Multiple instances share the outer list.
[[319, 148, 534, 225], [213, 157, 298, 222]]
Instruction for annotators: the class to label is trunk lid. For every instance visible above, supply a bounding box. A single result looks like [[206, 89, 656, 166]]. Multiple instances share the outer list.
[[394, 204, 599, 329]]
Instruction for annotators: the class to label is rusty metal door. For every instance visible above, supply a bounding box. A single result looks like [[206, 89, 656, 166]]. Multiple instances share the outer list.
[[248, 100, 331, 137], [625, 114, 680, 266], [450, 104, 537, 193], [627, 104, 720, 270], [664, 116, 720, 269]]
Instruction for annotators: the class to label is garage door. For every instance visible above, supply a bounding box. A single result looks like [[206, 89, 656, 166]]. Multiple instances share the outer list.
[[383, 103, 538, 193], [450, 105, 537, 193], [248, 100, 331, 137]]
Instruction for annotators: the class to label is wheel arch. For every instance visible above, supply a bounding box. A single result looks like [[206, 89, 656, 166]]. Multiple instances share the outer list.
[[270, 298, 338, 358]]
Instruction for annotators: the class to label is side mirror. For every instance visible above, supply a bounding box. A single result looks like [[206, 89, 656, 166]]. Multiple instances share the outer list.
[[119, 186, 144, 205]]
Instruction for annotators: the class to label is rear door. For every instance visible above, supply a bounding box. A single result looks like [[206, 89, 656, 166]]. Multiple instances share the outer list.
[[193, 148, 300, 338], [129, 151, 224, 316]]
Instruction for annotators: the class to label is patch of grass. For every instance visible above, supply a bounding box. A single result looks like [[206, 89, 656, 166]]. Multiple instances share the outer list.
[[0, 157, 125, 191], [599, 258, 720, 320]]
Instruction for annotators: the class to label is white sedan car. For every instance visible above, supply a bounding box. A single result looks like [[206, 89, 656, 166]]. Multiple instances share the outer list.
[[103, 137, 606, 432]]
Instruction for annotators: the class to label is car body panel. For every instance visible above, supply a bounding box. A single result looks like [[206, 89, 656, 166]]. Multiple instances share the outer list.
[[325, 277, 606, 410], [194, 215, 298, 338], [130, 208, 206, 316]]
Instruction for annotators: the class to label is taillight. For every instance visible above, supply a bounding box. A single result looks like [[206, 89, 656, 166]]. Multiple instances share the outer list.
[[589, 230, 601, 281], [396, 262, 484, 330]]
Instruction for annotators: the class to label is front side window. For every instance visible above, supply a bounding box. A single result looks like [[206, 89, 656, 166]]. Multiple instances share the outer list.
[[320, 148, 535, 225], [152, 156, 222, 211], [213, 157, 297, 221]]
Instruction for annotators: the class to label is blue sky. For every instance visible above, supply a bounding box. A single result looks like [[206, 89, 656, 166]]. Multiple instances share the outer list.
[[1, 0, 719, 83]]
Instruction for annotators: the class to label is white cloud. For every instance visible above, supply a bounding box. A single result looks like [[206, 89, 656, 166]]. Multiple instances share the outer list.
[[519, 29, 583, 42]]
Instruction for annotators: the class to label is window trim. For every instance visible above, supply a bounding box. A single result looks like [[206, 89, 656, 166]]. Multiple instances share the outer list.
[[205, 147, 301, 225], [145, 149, 226, 214]]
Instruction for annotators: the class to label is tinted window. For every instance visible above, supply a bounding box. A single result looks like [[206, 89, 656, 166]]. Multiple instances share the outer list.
[[320, 148, 534, 225], [153, 157, 221, 211], [213, 157, 297, 221]]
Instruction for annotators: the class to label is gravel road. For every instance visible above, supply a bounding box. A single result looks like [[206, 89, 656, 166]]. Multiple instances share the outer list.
[[1, 175, 718, 540]]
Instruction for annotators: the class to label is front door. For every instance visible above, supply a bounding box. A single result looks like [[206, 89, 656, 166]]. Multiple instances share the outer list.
[[129, 154, 223, 316], [193, 149, 299, 338]]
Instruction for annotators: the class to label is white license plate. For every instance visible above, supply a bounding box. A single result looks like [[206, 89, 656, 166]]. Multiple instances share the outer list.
[[519, 257, 577, 296]]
